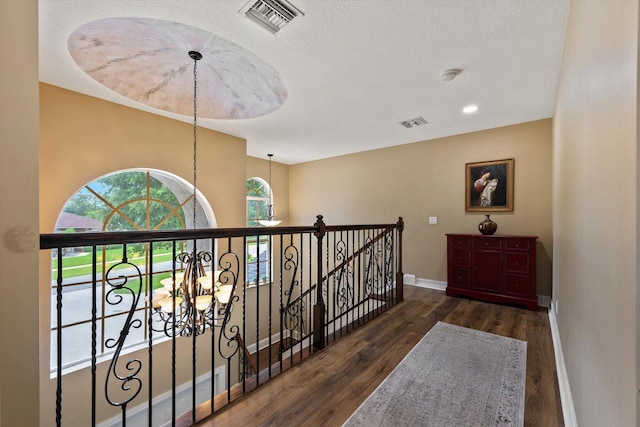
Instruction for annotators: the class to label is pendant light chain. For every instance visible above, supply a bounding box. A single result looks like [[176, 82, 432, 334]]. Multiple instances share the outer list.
[[268, 154, 272, 208], [190, 51, 201, 231]]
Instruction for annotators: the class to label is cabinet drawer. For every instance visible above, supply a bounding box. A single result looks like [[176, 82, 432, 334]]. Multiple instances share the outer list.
[[505, 274, 530, 297], [449, 236, 470, 247], [451, 248, 470, 267], [450, 269, 470, 288], [505, 252, 530, 274], [505, 239, 531, 251], [473, 238, 502, 249]]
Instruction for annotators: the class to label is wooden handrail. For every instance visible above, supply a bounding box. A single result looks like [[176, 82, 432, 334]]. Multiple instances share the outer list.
[[40, 225, 317, 249]]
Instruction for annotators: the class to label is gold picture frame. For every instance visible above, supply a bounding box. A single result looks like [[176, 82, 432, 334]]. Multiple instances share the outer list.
[[465, 158, 514, 212]]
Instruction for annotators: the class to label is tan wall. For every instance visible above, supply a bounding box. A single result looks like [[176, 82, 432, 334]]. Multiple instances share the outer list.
[[553, 1, 638, 425], [290, 119, 553, 297], [39, 83, 247, 232], [38, 84, 249, 425], [0, 1, 40, 426]]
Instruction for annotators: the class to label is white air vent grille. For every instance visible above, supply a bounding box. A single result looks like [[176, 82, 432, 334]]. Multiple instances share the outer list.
[[245, 0, 303, 34], [400, 117, 428, 128]]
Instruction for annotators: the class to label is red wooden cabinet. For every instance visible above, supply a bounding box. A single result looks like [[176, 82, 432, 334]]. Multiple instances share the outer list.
[[446, 234, 538, 310]]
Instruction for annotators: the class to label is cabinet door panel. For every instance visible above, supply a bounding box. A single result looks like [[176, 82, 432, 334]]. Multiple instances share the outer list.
[[505, 274, 530, 297], [472, 250, 502, 292], [451, 248, 470, 267], [451, 269, 470, 288], [505, 252, 530, 274]]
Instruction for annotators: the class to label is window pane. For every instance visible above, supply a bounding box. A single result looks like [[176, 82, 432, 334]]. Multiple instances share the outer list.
[[247, 199, 268, 223], [246, 178, 268, 197]]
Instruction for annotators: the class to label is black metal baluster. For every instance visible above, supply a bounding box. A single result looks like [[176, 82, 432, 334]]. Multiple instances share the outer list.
[[191, 238, 197, 424], [210, 237, 216, 414], [302, 233, 307, 356], [91, 246, 97, 427], [148, 243, 154, 427], [56, 247, 62, 427], [255, 231, 260, 385], [171, 242, 177, 426], [242, 236, 247, 393], [353, 230, 362, 326], [279, 234, 284, 372], [268, 233, 272, 378], [336, 230, 340, 337]]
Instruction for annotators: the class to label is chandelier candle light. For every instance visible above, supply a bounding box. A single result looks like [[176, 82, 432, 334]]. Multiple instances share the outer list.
[[149, 51, 234, 337], [258, 153, 282, 226]]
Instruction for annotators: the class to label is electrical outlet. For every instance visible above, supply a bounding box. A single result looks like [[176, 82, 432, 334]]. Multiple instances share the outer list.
[[428, 216, 437, 225]]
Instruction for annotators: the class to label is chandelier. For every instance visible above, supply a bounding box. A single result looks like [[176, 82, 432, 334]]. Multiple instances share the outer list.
[[258, 153, 282, 226], [148, 51, 234, 337]]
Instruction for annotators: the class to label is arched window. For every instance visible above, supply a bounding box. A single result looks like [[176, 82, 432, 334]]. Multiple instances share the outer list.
[[51, 169, 215, 372], [246, 177, 270, 226], [246, 177, 271, 285]]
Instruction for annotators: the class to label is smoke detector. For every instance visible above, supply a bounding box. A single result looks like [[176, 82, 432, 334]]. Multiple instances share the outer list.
[[440, 68, 461, 82], [242, 0, 304, 34], [400, 117, 428, 128]]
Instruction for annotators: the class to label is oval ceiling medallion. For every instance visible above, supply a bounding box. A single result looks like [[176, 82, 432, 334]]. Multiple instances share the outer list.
[[68, 17, 287, 120]]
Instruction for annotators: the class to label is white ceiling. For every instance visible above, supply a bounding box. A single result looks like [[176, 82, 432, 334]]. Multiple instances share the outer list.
[[39, 0, 570, 165]]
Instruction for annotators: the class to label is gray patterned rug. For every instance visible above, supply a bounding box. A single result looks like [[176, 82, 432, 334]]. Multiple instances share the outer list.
[[342, 321, 526, 426]]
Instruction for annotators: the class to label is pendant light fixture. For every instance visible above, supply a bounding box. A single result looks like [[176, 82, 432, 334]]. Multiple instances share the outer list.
[[149, 51, 234, 336], [258, 154, 282, 226]]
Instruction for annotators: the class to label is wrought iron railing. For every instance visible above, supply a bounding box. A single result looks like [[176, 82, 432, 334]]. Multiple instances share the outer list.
[[41, 216, 404, 426]]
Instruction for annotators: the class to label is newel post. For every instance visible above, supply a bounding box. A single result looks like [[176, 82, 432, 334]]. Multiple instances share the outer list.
[[396, 217, 404, 303], [313, 215, 326, 351]]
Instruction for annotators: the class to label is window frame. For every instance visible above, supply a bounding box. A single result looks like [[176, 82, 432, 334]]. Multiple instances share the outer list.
[[245, 177, 273, 287], [50, 168, 216, 374]]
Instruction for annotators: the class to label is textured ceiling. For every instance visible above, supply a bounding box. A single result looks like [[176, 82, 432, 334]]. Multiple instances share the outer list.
[[39, 0, 570, 165]]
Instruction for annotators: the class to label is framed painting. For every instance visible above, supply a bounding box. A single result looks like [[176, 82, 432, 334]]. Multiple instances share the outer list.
[[465, 158, 514, 212]]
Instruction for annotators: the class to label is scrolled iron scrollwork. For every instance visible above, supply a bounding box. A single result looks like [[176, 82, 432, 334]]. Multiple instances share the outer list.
[[282, 243, 307, 334], [103, 257, 143, 408], [216, 250, 241, 361], [363, 236, 375, 297], [384, 232, 395, 290], [335, 263, 354, 313]]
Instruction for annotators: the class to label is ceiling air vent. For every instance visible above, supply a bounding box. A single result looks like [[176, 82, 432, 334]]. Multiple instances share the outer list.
[[400, 117, 428, 128], [244, 0, 304, 34]]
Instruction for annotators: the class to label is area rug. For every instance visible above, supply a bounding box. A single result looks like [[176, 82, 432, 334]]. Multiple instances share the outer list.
[[342, 321, 527, 426]]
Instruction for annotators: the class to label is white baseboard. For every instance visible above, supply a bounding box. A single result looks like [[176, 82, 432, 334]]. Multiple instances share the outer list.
[[98, 367, 225, 427], [246, 332, 284, 354], [548, 301, 577, 427], [409, 278, 447, 291], [403, 273, 416, 285], [537, 295, 551, 308]]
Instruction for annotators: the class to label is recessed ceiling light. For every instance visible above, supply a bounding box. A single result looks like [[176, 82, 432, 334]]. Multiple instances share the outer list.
[[440, 68, 461, 82], [463, 105, 478, 114]]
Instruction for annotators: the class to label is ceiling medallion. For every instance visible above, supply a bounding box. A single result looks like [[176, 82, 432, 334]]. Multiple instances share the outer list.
[[68, 17, 287, 120]]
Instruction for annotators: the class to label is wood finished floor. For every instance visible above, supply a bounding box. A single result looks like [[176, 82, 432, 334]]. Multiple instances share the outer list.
[[197, 286, 564, 427]]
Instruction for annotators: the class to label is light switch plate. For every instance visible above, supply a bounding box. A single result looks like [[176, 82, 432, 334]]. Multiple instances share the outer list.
[[428, 216, 437, 225]]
